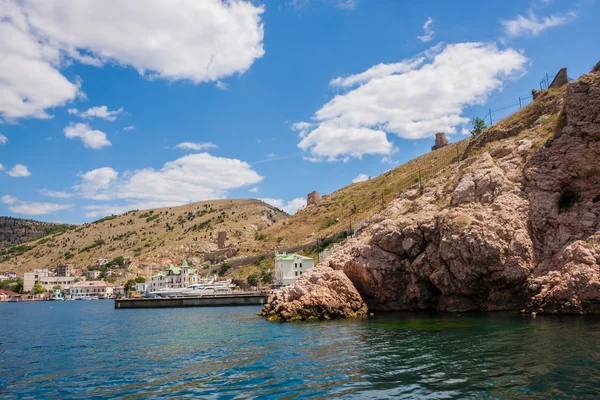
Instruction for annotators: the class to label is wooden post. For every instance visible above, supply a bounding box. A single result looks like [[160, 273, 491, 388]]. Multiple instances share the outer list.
[[489, 109, 493, 126]]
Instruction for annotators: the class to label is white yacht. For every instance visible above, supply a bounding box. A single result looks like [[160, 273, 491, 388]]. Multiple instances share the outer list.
[[146, 277, 237, 298]]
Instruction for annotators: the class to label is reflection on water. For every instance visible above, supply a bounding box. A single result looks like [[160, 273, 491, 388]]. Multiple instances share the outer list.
[[1, 302, 600, 399]]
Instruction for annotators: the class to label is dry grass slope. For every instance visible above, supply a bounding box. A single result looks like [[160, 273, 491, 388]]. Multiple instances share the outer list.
[[0, 199, 287, 276]]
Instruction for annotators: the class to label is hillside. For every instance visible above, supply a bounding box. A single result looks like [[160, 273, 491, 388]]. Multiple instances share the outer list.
[[0, 217, 73, 250], [244, 138, 469, 253], [0, 135, 472, 281], [264, 64, 600, 320], [0, 199, 287, 276]]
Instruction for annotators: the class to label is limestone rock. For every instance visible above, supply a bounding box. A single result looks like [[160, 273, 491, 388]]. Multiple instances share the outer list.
[[260, 265, 367, 321], [264, 63, 600, 319]]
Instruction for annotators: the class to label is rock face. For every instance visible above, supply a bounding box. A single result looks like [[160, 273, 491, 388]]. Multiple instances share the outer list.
[[260, 266, 367, 321], [263, 65, 600, 320]]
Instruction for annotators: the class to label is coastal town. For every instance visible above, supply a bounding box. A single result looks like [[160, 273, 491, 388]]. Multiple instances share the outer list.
[[0, 251, 315, 303]]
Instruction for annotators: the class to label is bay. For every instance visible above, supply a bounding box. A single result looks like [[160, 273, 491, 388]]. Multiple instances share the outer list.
[[1, 301, 600, 399]]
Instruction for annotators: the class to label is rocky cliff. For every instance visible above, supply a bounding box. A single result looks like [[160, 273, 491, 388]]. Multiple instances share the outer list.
[[264, 64, 600, 320]]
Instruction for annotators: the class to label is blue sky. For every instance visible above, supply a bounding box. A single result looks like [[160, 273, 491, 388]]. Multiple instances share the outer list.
[[0, 0, 598, 223]]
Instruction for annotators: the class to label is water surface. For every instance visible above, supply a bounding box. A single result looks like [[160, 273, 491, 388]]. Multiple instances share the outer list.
[[1, 301, 600, 399]]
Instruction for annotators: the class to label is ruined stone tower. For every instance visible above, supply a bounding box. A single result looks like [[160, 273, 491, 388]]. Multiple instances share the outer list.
[[307, 191, 320, 207], [431, 132, 448, 151], [217, 231, 227, 249]]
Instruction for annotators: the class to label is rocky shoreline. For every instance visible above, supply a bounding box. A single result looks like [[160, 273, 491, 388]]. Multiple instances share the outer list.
[[263, 63, 600, 321]]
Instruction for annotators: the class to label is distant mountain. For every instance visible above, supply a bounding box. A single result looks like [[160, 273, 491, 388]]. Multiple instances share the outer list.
[[0, 217, 74, 250]]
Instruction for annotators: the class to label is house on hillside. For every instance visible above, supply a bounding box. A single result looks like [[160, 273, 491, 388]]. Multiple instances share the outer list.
[[87, 270, 101, 279], [274, 253, 315, 286], [148, 260, 200, 290]]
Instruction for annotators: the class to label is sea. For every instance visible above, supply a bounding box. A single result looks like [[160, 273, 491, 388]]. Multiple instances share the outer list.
[[1, 301, 600, 399]]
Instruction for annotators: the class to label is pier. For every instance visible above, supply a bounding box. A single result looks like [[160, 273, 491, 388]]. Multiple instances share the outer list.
[[114, 293, 267, 309]]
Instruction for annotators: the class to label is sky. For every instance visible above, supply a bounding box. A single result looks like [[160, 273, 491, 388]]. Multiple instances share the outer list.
[[0, 0, 598, 223]]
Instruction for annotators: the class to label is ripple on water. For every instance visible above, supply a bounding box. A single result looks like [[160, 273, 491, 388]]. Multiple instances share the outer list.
[[2, 303, 600, 399]]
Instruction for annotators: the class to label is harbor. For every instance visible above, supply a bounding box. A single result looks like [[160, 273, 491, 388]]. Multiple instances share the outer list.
[[115, 292, 268, 309]]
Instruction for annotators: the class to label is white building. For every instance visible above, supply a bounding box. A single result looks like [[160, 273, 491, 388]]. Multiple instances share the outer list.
[[148, 260, 200, 290], [135, 283, 149, 293], [24, 268, 80, 292], [87, 270, 102, 279], [69, 281, 113, 299], [274, 253, 315, 286]]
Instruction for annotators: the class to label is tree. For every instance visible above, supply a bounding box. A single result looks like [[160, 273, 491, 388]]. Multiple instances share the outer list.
[[247, 273, 259, 287], [470, 117, 487, 137], [124, 279, 136, 293], [33, 282, 45, 295], [260, 269, 273, 284], [134, 276, 146, 283]]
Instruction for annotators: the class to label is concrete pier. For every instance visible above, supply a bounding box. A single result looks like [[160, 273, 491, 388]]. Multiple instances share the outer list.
[[115, 293, 267, 309]]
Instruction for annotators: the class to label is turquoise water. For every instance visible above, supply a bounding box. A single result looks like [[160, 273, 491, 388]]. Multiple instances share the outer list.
[[1, 302, 600, 399]]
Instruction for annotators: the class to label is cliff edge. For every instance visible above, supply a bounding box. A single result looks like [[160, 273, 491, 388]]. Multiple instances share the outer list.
[[264, 64, 600, 320]]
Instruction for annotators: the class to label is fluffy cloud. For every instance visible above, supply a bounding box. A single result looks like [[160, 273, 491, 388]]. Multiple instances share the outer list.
[[501, 11, 573, 37], [0, 133, 7, 145], [123, 125, 136, 132], [417, 17, 435, 42], [75, 167, 119, 200], [249, 187, 259, 193], [68, 105, 123, 121], [0, 0, 265, 120], [175, 142, 217, 151], [0, 163, 3, 171], [0, 0, 81, 120], [260, 198, 305, 215], [297, 42, 527, 161], [9, 200, 73, 215], [76, 153, 262, 210], [64, 123, 111, 149], [7, 164, 31, 177], [352, 173, 369, 183], [1, 194, 17, 204]]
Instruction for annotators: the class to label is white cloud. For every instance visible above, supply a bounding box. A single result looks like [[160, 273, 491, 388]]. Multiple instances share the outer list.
[[124, 125, 136, 132], [249, 187, 259, 193], [260, 197, 305, 215], [64, 123, 111, 149], [330, 57, 425, 88], [216, 81, 228, 90], [9, 201, 73, 215], [0, 133, 7, 145], [0, 163, 3, 171], [297, 42, 527, 161], [1, 194, 17, 204], [75, 167, 119, 200], [77, 153, 263, 207], [0, 0, 265, 120], [40, 189, 73, 199], [7, 164, 31, 177], [69, 105, 123, 121], [0, 0, 81, 120], [417, 17, 435, 42], [175, 142, 217, 151], [352, 173, 369, 183], [501, 11, 573, 37]]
